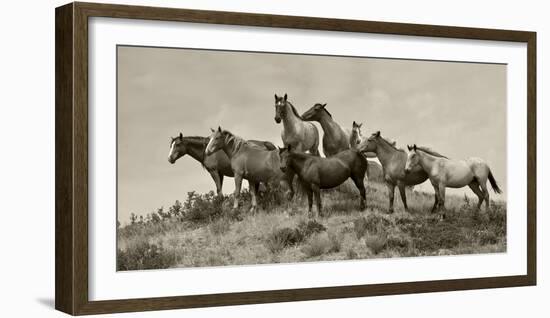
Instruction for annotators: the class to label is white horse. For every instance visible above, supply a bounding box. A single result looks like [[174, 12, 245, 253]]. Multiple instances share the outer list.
[[405, 144, 502, 211]]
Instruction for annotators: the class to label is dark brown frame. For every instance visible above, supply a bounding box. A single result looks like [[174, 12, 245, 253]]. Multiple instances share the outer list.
[[55, 2, 537, 315]]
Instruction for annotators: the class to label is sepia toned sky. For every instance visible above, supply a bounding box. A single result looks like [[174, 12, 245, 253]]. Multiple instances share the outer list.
[[117, 46, 506, 222]]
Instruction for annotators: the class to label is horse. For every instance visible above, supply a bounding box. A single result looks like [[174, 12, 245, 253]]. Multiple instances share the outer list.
[[204, 127, 295, 212], [349, 121, 384, 183], [405, 144, 502, 212], [357, 131, 430, 213], [274, 94, 320, 155], [301, 103, 351, 157], [279, 145, 367, 217], [168, 132, 276, 195], [349, 121, 363, 150]]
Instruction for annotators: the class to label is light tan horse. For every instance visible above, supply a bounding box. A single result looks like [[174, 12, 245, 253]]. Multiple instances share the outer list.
[[357, 131, 429, 213], [405, 144, 502, 211], [274, 94, 320, 155]]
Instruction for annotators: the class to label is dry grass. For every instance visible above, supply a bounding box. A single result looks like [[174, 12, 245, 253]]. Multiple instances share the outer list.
[[117, 181, 506, 270]]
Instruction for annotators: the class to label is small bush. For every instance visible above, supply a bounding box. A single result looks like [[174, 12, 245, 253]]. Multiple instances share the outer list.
[[297, 219, 327, 237], [386, 233, 411, 252], [353, 214, 391, 239], [117, 239, 176, 271], [365, 233, 387, 255], [265, 227, 303, 253], [346, 248, 358, 259], [327, 231, 343, 253], [184, 191, 226, 223], [302, 234, 331, 257]]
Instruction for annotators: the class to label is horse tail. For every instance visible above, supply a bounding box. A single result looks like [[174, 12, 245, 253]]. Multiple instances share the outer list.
[[488, 170, 502, 194]]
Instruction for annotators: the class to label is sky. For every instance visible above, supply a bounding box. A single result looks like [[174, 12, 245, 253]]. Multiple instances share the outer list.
[[117, 46, 506, 222]]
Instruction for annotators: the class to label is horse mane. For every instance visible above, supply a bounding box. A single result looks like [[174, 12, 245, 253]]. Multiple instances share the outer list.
[[286, 101, 304, 120], [182, 136, 208, 144], [377, 135, 403, 152], [222, 130, 247, 151], [416, 146, 449, 159], [315, 103, 332, 118]]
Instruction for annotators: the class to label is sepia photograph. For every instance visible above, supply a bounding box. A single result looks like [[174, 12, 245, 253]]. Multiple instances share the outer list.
[[116, 45, 507, 271]]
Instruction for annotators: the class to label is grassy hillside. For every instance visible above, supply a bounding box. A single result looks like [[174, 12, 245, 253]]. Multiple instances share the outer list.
[[117, 181, 506, 271]]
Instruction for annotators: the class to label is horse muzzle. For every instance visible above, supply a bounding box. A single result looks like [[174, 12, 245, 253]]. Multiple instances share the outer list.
[[404, 168, 411, 174], [280, 166, 287, 173], [274, 117, 281, 124], [168, 157, 175, 164]]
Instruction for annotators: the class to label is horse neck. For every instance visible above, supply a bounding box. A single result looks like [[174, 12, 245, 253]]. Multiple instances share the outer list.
[[316, 111, 342, 137], [289, 152, 308, 173], [282, 103, 302, 132], [375, 139, 401, 167], [417, 151, 438, 171], [221, 133, 244, 158], [184, 139, 207, 163]]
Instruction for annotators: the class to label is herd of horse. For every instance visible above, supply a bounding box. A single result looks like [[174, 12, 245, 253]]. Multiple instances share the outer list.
[[168, 93, 502, 217]]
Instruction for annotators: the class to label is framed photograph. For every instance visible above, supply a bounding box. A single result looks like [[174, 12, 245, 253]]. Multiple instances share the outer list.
[[55, 2, 536, 315]]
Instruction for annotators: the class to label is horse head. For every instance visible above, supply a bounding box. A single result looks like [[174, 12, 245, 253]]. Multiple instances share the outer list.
[[168, 132, 185, 164], [351, 121, 364, 146], [205, 126, 225, 156], [357, 131, 380, 154], [273, 93, 288, 123], [278, 144, 293, 173], [301, 103, 328, 121]]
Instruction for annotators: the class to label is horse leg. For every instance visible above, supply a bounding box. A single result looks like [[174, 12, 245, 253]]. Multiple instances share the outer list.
[[397, 183, 408, 212], [429, 180, 439, 213], [351, 175, 366, 210], [468, 180, 484, 210], [386, 182, 395, 213], [249, 181, 260, 213], [312, 184, 322, 218], [437, 183, 446, 211], [306, 187, 313, 217], [284, 170, 295, 200], [233, 173, 243, 209], [479, 180, 490, 211], [209, 170, 222, 196]]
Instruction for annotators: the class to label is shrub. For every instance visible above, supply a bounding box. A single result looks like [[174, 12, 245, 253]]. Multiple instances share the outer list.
[[386, 233, 411, 252], [117, 239, 176, 271], [297, 219, 326, 237], [265, 227, 303, 253], [327, 231, 343, 253], [365, 233, 387, 255], [346, 248, 358, 259], [184, 191, 225, 223], [353, 214, 391, 239], [302, 234, 331, 257], [257, 184, 288, 210]]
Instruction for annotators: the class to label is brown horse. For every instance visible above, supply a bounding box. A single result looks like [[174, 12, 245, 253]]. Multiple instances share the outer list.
[[279, 145, 367, 217], [205, 127, 294, 212], [357, 131, 430, 213], [274, 94, 320, 155], [168, 132, 276, 195], [301, 103, 351, 157]]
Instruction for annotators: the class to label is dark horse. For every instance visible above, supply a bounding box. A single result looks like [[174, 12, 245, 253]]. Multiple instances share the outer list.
[[205, 127, 295, 212], [168, 132, 276, 195], [279, 145, 367, 217]]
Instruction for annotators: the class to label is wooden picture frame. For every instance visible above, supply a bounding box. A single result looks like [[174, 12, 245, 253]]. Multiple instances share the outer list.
[[55, 2, 536, 315]]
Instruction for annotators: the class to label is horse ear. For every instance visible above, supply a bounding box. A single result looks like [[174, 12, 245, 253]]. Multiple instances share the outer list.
[[413, 144, 417, 151], [179, 132, 183, 139], [353, 121, 357, 127], [407, 145, 412, 151], [322, 103, 327, 108], [217, 126, 222, 132], [358, 123, 363, 128], [210, 128, 215, 133], [284, 93, 287, 101], [274, 94, 278, 101], [375, 131, 380, 137]]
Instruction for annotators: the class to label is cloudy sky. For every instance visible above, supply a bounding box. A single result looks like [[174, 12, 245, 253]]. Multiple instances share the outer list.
[[117, 46, 506, 222]]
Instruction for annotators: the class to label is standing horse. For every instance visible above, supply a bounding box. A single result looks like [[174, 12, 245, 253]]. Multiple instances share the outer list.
[[301, 103, 351, 157], [405, 144, 502, 211], [205, 127, 294, 212], [279, 145, 367, 217], [349, 121, 384, 182], [168, 132, 276, 195], [357, 131, 430, 213], [349, 121, 363, 150], [274, 94, 320, 155]]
